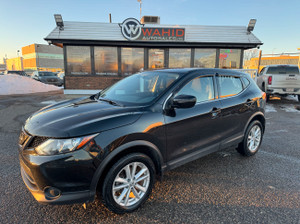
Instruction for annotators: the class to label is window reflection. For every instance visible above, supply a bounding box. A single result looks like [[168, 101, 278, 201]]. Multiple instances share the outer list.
[[121, 48, 144, 75], [66, 46, 91, 75], [95, 47, 118, 75], [149, 49, 164, 69], [169, 48, 191, 68], [176, 76, 215, 102], [194, 49, 216, 68], [219, 49, 241, 69]]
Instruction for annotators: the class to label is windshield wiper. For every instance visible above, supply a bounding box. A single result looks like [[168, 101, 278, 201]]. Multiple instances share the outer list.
[[98, 98, 122, 107]]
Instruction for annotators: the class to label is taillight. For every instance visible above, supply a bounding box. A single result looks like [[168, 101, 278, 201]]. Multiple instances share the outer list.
[[268, 76, 272, 85]]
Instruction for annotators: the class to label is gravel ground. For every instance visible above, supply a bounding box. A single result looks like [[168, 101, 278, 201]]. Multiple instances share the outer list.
[[0, 93, 299, 224]]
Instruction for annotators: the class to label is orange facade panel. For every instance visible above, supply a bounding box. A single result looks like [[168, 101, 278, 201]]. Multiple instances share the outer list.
[[22, 44, 36, 55], [23, 58, 37, 68]]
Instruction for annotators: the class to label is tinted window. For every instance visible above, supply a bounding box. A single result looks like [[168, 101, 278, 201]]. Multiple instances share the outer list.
[[121, 48, 144, 75], [169, 48, 191, 68], [218, 76, 243, 98], [149, 49, 164, 69], [242, 77, 250, 88], [175, 76, 215, 103], [267, 66, 300, 74], [66, 46, 91, 75], [94, 47, 118, 75], [194, 49, 216, 68], [219, 49, 241, 69], [38, 72, 56, 77]]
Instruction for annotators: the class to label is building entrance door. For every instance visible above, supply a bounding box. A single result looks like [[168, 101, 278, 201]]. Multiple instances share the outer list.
[[149, 49, 165, 69]]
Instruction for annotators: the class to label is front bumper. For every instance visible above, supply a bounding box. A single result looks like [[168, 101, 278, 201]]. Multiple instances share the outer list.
[[18, 138, 102, 205]]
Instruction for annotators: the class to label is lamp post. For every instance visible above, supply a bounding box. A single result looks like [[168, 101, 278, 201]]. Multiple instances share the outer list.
[[37, 45, 40, 71], [17, 50, 20, 70]]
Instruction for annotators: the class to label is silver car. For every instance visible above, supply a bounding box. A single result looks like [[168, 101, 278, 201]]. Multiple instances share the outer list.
[[32, 71, 63, 86], [257, 65, 300, 101]]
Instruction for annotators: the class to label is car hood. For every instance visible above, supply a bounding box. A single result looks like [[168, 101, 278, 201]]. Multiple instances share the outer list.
[[24, 97, 143, 138]]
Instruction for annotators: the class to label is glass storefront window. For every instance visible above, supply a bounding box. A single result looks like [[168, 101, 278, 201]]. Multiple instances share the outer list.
[[169, 48, 191, 68], [66, 46, 91, 75], [94, 47, 118, 75], [194, 49, 216, 68], [121, 48, 144, 75], [219, 49, 241, 69], [149, 49, 164, 69]]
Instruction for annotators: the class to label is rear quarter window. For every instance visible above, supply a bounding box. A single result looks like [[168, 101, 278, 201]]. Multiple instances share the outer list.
[[218, 76, 243, 98], [241, 77, 250, 88]]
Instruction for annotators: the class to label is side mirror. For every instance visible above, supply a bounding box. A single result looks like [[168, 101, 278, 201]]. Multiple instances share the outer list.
[[172, 95, 196, 109]]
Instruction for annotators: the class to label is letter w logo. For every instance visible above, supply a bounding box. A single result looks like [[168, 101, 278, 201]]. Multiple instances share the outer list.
[[124, 24, 139, 36]]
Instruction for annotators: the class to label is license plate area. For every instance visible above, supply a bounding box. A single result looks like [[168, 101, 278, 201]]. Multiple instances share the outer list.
[[286, 88, 294, 92], [286, 76, 297, 80]]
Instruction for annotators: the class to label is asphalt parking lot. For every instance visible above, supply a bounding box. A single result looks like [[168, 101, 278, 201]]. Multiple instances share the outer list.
[[0, 93, 299, 224]]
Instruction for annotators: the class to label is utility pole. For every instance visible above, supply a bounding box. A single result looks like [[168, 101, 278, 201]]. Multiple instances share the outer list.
[[297, 48, 300, 68], [257, 50, 262, 75], [137, 0, 142, 21]]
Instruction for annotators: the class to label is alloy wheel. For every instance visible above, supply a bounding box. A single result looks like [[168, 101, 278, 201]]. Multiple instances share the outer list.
[[112, 162, 150, 207], [247, 125, 262, 152]]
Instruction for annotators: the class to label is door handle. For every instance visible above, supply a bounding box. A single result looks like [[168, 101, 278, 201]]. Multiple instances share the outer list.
[[211, 107, 221, 118]]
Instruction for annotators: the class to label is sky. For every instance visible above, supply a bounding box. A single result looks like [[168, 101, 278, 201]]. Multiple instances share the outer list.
[[0, 0, 299, 63]]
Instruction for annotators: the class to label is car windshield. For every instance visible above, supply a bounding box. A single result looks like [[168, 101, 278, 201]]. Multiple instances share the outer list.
[[267, 66, 300, 74], [39, 72, 56, 77], [98, 71, 180, 106]]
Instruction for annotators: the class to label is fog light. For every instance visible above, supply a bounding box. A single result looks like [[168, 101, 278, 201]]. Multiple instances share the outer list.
[[44, 186, 61, 199]]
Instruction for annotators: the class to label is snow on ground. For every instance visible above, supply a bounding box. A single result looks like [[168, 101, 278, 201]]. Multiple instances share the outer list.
[[265, 104, 277, 113], [279, 105, 300, 113], [0, 74, 61, 95]]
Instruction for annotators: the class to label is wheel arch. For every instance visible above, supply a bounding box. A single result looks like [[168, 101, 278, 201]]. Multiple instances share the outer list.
[[90, 140, 164, 195], [244, 112, 266, 134]]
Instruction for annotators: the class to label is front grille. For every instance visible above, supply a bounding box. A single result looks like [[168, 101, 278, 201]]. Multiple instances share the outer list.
[[28, 136, 50, 148], [47, 78, 56, 82]]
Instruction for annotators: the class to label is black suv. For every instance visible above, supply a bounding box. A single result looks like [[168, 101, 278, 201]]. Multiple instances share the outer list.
[[6, 70, 28, 76], [19, 69, 266, 214]]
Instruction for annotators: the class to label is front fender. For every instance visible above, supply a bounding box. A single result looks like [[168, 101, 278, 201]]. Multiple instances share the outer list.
[[89, 140, 164, 195]]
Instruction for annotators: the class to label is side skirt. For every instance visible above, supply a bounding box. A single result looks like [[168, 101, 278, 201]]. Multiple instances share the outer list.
[[166, 143, 219, 171]]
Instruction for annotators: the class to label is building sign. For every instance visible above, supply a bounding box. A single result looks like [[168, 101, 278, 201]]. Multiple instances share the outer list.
[[119, 18, 185, 41]]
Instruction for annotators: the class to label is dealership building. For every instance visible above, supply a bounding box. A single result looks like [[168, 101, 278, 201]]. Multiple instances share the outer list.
[[45, 15, 262, 94]]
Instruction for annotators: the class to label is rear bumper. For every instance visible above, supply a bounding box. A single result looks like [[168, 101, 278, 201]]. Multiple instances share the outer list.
[[266, 88, 300, 95]]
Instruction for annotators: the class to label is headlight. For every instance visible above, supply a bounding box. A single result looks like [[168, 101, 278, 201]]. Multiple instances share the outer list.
[[35, 134, 98, 156]]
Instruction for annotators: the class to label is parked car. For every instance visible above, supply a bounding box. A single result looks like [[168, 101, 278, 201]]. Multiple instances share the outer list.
[[6, 70, 28, 76], [31, 71, 63, 86], [257, 65, 300, 101], [57, 72, 65, 84], [19, 68, 266, 214], [0, 72, 4, 75]]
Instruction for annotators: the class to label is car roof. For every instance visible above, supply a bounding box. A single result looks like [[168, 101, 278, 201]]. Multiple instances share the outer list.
[[265, 64, 298, 68], [149, 68, 246, 76]]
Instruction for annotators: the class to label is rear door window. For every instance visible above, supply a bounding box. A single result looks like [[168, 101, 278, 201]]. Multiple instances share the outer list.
[[217, 76, 243, 98], [267, 66, 300, 74]]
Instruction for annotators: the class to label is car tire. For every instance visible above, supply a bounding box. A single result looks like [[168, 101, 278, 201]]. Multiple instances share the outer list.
[[298, 95, 300, 102], [101, 153, 155, 214], [236, 120, 263, 156]]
